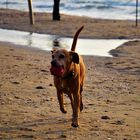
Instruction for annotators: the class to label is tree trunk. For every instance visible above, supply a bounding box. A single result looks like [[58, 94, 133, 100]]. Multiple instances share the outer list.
[[53, 0, 60, 20]]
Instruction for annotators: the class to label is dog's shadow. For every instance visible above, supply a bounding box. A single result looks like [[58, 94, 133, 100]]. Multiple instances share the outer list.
[[1, 116, 73, 139]]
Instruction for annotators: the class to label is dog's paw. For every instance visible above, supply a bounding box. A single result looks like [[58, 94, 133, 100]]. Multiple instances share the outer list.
[[60, 108, 67, 114], [71, 122, 79, 127], [71, 118, 79, 127]]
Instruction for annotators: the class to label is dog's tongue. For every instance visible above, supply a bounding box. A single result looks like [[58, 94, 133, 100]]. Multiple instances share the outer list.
[[50, 66, 64, 76]]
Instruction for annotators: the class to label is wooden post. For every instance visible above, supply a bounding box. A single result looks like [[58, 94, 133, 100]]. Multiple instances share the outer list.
[[136, 0, 138, 27], [28, 0, 34, 25], [53, 0, 60, 20]]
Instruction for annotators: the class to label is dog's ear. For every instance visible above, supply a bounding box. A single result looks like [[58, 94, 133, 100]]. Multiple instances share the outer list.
[[70, 52, 79, 64]]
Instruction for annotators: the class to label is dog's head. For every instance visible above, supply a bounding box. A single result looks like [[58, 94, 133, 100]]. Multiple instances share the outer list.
[[50, 48, 79, 77]]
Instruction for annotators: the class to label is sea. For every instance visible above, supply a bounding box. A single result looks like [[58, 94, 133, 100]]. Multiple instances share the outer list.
[[0, 0, 139, 20]]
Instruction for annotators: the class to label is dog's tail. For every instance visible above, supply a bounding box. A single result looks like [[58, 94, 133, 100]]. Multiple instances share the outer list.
[[71, 26, 84, 52]]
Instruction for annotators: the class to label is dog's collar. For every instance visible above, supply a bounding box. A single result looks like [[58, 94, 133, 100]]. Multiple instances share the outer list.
[[53, 70, 75, 79], [62, 70, 75, 79]]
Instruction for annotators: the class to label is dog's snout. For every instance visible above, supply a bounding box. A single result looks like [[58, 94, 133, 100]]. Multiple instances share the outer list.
[[51, 60, 57, 66]]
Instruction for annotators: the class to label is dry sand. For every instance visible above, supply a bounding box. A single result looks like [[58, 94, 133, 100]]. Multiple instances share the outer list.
[[0, 8, 140, 139], [0, 8, 140, 39]]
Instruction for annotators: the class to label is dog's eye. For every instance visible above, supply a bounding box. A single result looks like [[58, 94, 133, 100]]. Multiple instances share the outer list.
[[52, 55, 54, 59], [59, 54, 65, 59]]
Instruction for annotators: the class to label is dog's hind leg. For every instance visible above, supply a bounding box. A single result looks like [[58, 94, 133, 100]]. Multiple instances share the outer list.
[[80, 85, 83, 112]]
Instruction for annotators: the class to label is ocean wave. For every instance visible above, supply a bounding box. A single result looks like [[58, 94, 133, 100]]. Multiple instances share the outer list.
[[1, 2, 19, 5], [35, 3, 65, 9], [0, 0, 139, 20], [36, 4, 52, 9], [64, 4, 96, 10], [97, 5, 116, 10]]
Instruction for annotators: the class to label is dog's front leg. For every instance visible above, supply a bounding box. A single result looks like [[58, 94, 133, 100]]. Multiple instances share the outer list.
[[71, 89, 80, 127], [68, 94, 74, 111], [57, 89, 67, 114]]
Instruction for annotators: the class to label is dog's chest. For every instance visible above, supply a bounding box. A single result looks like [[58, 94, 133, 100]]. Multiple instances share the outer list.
[[60, 80, 70, 94]]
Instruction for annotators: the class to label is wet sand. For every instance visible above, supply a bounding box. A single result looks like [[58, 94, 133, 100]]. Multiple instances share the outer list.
[[0, 8, 140, 139]]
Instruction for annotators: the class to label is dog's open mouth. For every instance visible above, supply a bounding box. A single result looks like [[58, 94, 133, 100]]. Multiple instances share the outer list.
[[50, 65, 64, 77]]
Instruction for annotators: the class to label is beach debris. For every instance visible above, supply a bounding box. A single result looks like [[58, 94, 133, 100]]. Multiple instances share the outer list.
[[41, 69, 48, 72], [106, 99, 113, 104], [10, 49, 14, 51], [112, 120, 125, 125], [60, 134, 67, 138], [101, 115, 110, 120], [20, 134, 34, 138], [87, 103, 94, 106], [49, 83, 53, 86], [36, 86, 45, 89], [19, 127, 34, 131], [11, 81, 20, 85], [13, 55, 24, 60], [14, 96, 20, 99]]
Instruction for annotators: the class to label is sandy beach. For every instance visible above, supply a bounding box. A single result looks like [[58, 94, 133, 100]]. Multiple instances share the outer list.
[[0, 9, 140, 139], [0, 8, 140, 39]]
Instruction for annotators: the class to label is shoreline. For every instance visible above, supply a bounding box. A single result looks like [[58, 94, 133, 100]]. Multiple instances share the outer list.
[[0, 8, 140, 39]]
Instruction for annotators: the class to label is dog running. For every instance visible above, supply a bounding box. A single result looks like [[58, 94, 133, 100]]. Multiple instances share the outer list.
[[50, 26, 85, 127]]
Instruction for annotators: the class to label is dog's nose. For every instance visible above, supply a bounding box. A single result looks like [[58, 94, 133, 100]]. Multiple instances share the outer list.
[[51, 60, 57, 66]]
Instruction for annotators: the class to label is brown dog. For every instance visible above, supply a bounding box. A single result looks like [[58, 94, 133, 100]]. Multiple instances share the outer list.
[[50, 26, 85, 127]]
